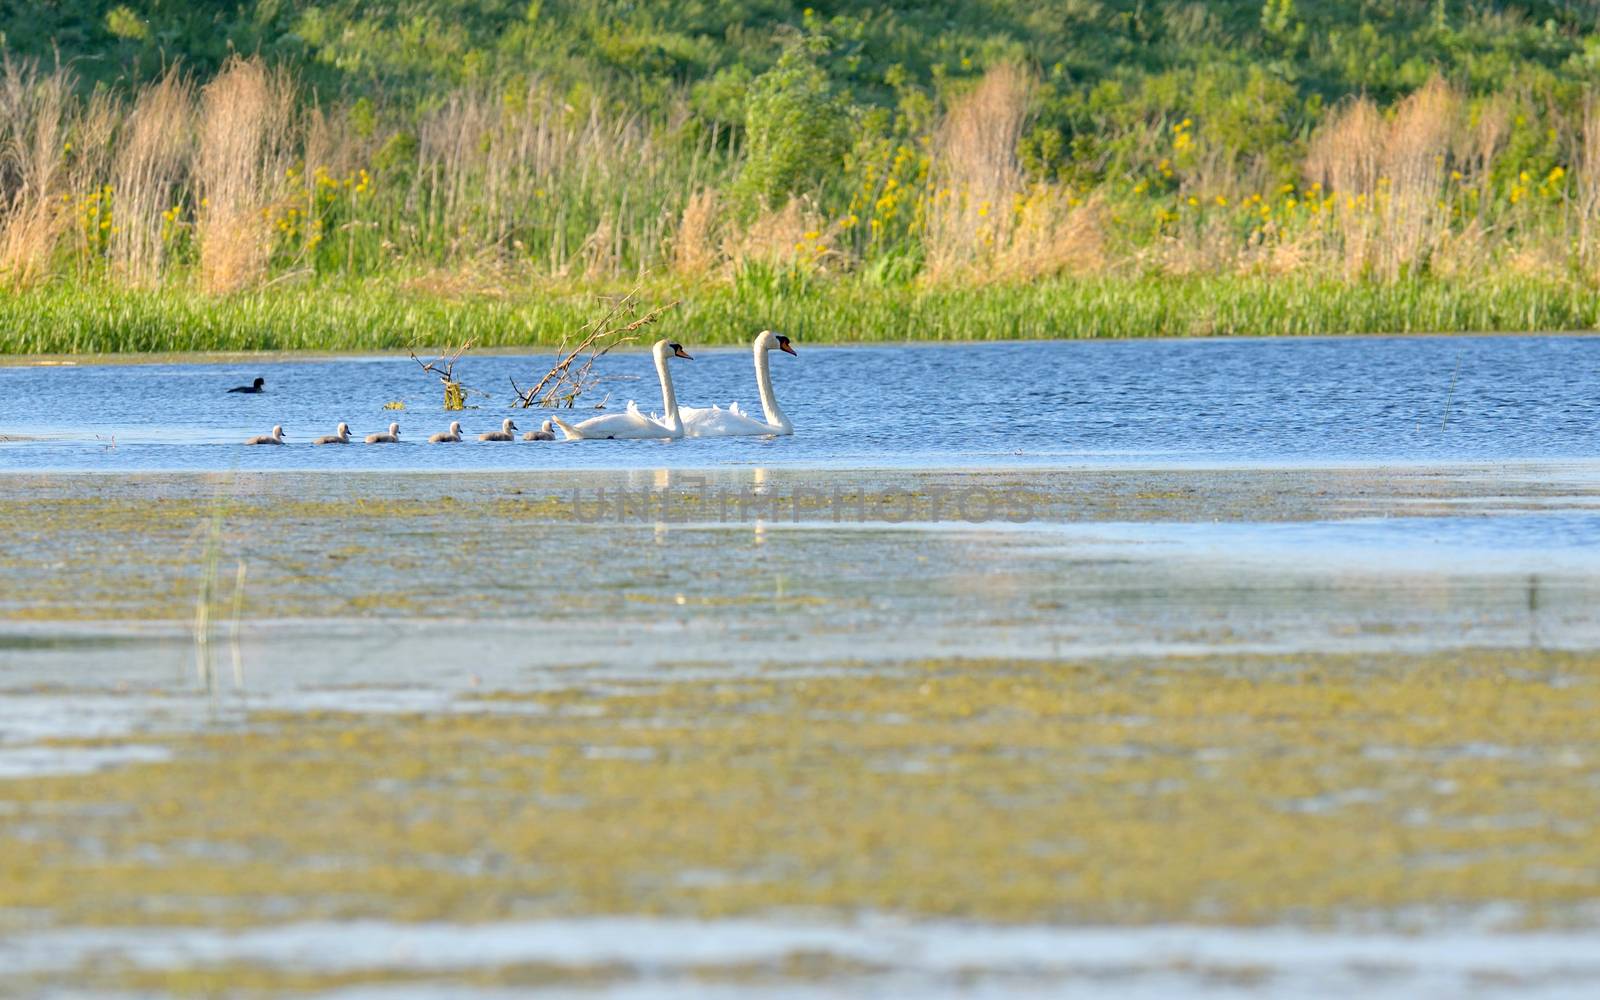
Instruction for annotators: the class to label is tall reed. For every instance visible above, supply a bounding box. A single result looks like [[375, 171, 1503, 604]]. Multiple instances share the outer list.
[[1306, 96, 1384, 280], [410, 82, 698, 274], [672, 187, 720, 275], [1378, 78, 1458, 280], [111, 70, 194, 285], [0, 60, 72, 286], [1307, 78, 1460, 281], [989, 187, 1104, 281], [4, 54, 1600, 312], [1576, 96, 1600, 277], [923, 63, 1032, 280], [195, 58, 293, 293]]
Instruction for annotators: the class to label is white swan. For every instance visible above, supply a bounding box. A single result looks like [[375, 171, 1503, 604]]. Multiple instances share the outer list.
[[245, 425, 286, 445], [680, 331, 796, 437], [429, 421, 463, 443], [479, 418, 519, 442], [551, 340, 693, 440], [313, 423, 350, 445], [365, 422, 401, 444]]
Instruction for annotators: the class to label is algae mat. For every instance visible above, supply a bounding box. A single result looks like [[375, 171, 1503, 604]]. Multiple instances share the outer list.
[[4, 648, 1600, 994], [3, 467, 1600, 995]]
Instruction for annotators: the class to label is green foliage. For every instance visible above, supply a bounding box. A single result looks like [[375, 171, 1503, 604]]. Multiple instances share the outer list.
[[7, 2, 1600, 184], [3, 274, 1596, 354], [349, 97, 377, 138], [8, 1, 1600, 348], [734, 41, 850, 209], [690, 65, 754, 127], [103, 5, 147, 41]]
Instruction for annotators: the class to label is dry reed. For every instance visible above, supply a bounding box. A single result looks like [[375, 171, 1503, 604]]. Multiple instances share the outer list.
[[1471, 95, 1511, 190], [414, 82, 663, 270], [673, 187, 720, 275], [723, 197, 823, 270], [1377, 78, 1458, 279], [49, 90, 118, 280], [1306, 96, 1384, 280], [1425, 220, 1489, 280], [111, 70, 193, 285], [990, 187, 1105, 281], [579, 214, 620, 280], [1576, 96, 1600, 277], [1307, 78, 1460, 281], [5, 54, 1600, 300], [923, 63, 1033, 281], [0, 61, 72, 286], [195, 57, 293, 293], [299, 105, 361, 261]]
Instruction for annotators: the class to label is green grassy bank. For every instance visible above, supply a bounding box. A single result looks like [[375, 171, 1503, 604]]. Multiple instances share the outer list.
[[4, 275, 1597, 355], [10, 6, 1600, 345]]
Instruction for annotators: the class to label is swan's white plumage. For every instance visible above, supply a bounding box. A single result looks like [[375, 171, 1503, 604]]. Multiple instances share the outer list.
[[681, 330, 795, 437], [552, 340, 690, 440], [679, 401, 775, 436], [554, 403, 668, 440]]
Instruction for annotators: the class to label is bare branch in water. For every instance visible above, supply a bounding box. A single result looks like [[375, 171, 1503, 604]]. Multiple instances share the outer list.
[[409, 337, 486, 409], [511, 292, 679, 409]]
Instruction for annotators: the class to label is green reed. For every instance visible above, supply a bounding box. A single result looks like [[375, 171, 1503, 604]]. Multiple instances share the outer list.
[[1, 274, 1595, 357]]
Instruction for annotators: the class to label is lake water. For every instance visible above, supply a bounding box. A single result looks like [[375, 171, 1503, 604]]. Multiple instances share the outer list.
[[1, 334, 1596, 471], [6, 336, 1600, 999]]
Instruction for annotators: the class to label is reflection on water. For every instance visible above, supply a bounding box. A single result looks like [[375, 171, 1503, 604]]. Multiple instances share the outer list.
[[9, 917, 1600, 999], [1, 335, 1598, 471], [4, 468, 1597, 696], [1032, 510, 1600, 575]]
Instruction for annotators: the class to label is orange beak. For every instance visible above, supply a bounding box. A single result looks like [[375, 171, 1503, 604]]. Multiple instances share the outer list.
[[779, 341, 797, 356]]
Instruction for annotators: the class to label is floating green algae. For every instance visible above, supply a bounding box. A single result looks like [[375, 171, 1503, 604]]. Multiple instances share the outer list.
[[4, 649, 1598, 941]]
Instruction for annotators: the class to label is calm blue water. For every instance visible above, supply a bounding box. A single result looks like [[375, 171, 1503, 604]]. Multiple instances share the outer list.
[[0, 335, 1595, 472]]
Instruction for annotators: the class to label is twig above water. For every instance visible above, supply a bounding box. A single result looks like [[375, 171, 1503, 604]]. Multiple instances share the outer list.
[[511, 292, 679, 409], [410, 337, 486, 409]]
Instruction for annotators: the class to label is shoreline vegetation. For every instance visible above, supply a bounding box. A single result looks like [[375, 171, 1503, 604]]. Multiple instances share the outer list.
[[6, 5, 1600, 351], [3, 276, 1599, 354]]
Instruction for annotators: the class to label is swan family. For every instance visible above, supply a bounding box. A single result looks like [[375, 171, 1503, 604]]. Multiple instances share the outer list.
[[241, 332, 798, 446]]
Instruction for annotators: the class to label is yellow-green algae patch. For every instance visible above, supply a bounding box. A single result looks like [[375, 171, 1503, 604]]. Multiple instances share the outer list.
[[6, 462, 1599, 623], [4, 648, 1600, 941], [57, 956, 886, 997], [64, 962, 635, 996]]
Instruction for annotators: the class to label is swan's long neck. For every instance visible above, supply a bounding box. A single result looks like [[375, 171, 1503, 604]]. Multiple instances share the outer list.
[[754, 341, 789, 433], [656, 348, 682, 435]]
